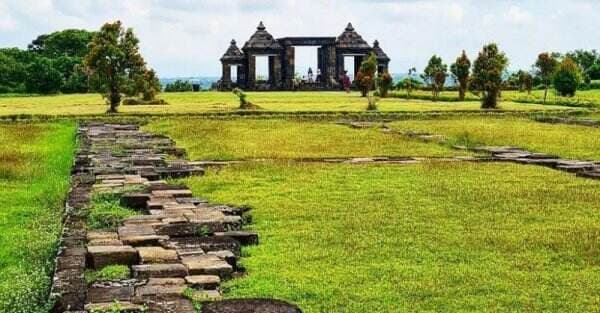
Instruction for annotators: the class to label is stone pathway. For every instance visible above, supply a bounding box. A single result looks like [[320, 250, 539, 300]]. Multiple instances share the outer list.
[[50, 123, 299, 313]]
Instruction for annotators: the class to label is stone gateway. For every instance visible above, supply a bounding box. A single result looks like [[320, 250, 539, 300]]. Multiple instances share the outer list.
[[218, 22, 391, 91]]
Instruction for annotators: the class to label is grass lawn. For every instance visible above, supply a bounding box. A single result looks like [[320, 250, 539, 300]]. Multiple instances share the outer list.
[[145, 118, 471, 160], [0, 122, 75, 313], [388, 116, 600, 160], [392, 89, 600, 108], [0, 91, 572, 116], [180, 161, 600, 313]]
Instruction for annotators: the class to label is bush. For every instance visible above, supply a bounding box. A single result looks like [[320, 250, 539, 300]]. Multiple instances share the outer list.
[[85, 265, 130, 283], [164, 80, 194, 92], [87, 193, 137, 229], [554, 57, 583, 97], [377, 71, 393, 98]]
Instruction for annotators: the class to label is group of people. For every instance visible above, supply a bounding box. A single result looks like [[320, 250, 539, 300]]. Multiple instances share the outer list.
[[300, 67, 352, 93]]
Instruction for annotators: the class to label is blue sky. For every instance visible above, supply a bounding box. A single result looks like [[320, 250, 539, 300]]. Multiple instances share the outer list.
[[0, 0, 598, 77]]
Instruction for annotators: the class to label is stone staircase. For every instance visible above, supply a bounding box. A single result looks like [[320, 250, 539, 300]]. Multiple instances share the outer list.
[[50, 123, 297, 313]]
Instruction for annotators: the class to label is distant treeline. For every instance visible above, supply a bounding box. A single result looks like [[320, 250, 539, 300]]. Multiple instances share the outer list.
[[0, 29, 96, 94]]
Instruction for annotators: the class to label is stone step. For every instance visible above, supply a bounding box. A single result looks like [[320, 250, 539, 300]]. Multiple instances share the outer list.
[[185, 275, 221, 290], [133, 263, 189, 279], [87, 245, 139, 269], [87, 285, 134, 303], [137, 247, 179, 264], [181, 254, 233, 279], [215, 231, 259, 245], [162, 236, 241, 257], [85, 301, 145, 312], [135, 278, 187, 297]]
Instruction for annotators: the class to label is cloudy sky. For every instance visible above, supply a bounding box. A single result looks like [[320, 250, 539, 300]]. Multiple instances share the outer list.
[[0, 0, 598, 77]]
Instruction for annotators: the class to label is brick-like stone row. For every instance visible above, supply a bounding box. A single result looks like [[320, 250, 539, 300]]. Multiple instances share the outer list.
[[533, 116, 600, 128], [465, 146, 600, 180], [51, 123, 300, 313]]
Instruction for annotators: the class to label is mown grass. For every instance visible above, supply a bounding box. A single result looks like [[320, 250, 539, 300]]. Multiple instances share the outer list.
[[390, 89, 600, 108], [0, 91, 572, 116], [180, 161, 600, 313], [388, 116, 600, 160], [0, 122, 76, 313], [145, 118, 471, 160]]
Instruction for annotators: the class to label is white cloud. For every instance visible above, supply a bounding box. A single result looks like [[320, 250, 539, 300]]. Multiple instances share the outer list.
[[0, 0, 599, 76]]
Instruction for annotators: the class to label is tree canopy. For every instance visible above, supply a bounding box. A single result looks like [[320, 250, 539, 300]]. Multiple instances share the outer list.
[[450, 51, 471, 101], [471, 43, 508, 109]]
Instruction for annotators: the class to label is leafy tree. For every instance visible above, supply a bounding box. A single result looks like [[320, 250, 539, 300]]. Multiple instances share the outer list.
[[553, 57, 582, 97], [565, 49, 598, 73], [450, 50, 471, 100], [137, 69, 161, 101], [355, 53, 379, 110], [25, 57, 62, 94], [534, 52, 558, 104], [423, 55, 447, 100], [29, 29, 95, 58], [470, 43, 509, 109], [377, 70, 393, 98], [586, 62, 600, 81], [356, 53, 378, 98], [518, 70, 533, 94], [84, 21, 150, 113], [0, 52, 27, 93]]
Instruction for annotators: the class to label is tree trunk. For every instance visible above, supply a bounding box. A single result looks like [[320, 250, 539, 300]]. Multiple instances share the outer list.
[[108, 83, 120, 113], [543, 86, 548, 104], [481, 89, 498, 109], [458, 86, 466, 101]]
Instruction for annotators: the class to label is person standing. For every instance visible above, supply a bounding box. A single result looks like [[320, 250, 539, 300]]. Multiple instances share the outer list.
[[341, 70, 351, 93]]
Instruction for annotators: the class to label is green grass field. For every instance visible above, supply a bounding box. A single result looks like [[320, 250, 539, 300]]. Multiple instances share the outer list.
[[180, 162, 600, 313], [0, 91, 574, 116], [0, 122, 75, 313], [145, 119, 472, 160], [391, 89, 600, 108], [388, 116, 600, 160], [151, 117, 600, 312]]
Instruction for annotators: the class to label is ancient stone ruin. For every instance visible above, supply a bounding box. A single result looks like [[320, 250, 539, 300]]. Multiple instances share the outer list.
[[219, 22, 390, 91]]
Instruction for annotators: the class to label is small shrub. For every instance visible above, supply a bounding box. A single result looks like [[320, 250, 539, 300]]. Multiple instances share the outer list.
[[87, 193, 137, 229], [377, 71, 393, 98], [233, 88, 259, 110], [554, 57, 582, 97]]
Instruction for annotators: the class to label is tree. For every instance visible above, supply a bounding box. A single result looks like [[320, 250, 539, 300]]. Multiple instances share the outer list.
[[423, 55, 447, 100], [470, 43, 509, 109], [586, 62, 600, 81], [534, 52, 558, 104], [25, 57, 62, 94], [28, 29, 95, 58], [356, 53, 379, 110], [84, 21, 150, 113], [377, 70, 393, 98], [450, 51, 471, 101], [554, 57, 582, 97], [0, 52, 27, 93], [518, 70, 533, 94], [164, 80, 194, 92], [356, 53, 378, 98]]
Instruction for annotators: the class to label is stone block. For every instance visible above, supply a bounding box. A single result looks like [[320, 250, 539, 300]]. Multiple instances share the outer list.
[[215, 231, 259, 245], [207, 250, 237, 268], [137, 247, 179, 264], [87, 245, 138, 269], [132, 264, 189, 279], [181, 254, 233, 278], [85, 302, 145, 312], [185, 275, 221, 290], [135, 278, 187, 297], [121, 193, 151, 209], [87, 285, 134, 303], [152, 189, 193, 198]]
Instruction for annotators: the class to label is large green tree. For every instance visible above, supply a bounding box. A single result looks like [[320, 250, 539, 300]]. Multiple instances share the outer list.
[[84, 21, 150, 113], [470, 43, 508, 109], [25, 57, 62, 94], [450, 50, 471, 101], [534, 52, 558, 104], [423, 55, 447, 100]]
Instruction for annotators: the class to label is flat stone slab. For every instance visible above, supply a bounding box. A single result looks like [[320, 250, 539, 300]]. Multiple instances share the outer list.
[[132, 263, 189, 279], [181, 254, 233, 278], [87, 285, 134, 303], [164, 236, 241, 256], [87, 245, 138, 269], [185, 275, 221, 290], [201, 299, 302, 313], [135, 278, 187, 297], [85, 302, 145, 312], [137, 247, 179, 264], [215, 231, 259, 245]]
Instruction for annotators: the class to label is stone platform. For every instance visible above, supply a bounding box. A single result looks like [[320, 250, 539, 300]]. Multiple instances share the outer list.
[[50, 123, 299, 313]]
